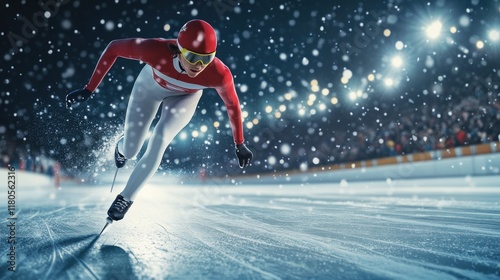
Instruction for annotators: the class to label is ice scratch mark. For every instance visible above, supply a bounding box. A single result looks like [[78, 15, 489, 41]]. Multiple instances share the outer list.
[[57, 238, 100, 280], [43, 220, 99, 280], [155, 222, 173, 245], [42, 220, 59, 280], [185, 226, 281, 280]]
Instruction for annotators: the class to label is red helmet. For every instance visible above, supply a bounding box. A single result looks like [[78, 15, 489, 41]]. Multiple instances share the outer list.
[[177, 19, 217, 54]]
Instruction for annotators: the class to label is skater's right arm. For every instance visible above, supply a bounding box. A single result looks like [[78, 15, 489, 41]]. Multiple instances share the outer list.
[[66, 38, 162, 109], [84, 38, 161, 93]]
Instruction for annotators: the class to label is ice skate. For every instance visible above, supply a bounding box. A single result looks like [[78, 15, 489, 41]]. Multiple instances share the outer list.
[[107, 194, 133, 221], [99, 217, 113, 236], [114, 135, 127, 168], [110, 135, 127, 192]]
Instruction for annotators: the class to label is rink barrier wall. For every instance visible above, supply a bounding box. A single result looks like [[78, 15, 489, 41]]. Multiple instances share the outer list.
[[225, 142, 500, 184]]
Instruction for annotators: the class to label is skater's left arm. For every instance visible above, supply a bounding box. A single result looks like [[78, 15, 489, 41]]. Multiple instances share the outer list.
[[215, 67, 253, 168], [215, 70, 245, 145]]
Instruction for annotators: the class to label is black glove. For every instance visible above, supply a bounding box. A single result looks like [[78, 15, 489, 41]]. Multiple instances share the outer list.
[[235, 143, 253, 168], [66, 88, 93, 109]]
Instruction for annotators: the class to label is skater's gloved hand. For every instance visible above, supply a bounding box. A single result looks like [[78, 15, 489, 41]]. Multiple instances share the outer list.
[[235, 143, 253, 168], [66, 88, 93, 109]]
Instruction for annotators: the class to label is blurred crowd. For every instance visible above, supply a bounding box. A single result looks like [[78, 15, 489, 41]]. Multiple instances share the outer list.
[[1, 139, 61, 185], [296, 95, 500, 168]]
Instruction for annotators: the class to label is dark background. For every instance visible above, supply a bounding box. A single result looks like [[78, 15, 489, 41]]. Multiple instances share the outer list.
[[1, 0, 499, 180]]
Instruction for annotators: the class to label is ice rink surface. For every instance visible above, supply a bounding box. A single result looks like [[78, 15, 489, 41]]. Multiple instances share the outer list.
[[2, 175, 500, 279]]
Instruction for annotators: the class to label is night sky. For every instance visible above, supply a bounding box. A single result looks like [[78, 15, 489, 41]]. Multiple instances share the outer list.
[[1, 0, 499, 180]]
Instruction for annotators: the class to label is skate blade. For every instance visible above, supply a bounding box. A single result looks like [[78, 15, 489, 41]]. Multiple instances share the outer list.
[[99, 217, 114, 236], [110, 168, 119, 193]]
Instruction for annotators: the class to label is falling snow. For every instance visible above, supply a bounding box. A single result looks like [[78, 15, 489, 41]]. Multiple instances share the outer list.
[[0, 0, 499, 180]]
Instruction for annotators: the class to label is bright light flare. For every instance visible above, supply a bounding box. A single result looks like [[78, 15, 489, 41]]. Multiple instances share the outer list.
[[489, 29, 500, 42], [179, 132, 187, 140], [310, 79, 320, 92], [341, 69, 353, 84], [348, 90, 363, 101], [307, 93, 317, 106], [391, 55, 403, 68], [284, 92, 294, 100], [476, 40, 485, 49], [348, 91, 357, 101], [384, 78, 395, 87], [343, 69, 353, 79], [426, 20, 443, 39], [395, 41, 404, 50]]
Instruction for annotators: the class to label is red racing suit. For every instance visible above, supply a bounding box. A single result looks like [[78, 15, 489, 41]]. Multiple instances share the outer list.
[[84, 38, 244, 145]]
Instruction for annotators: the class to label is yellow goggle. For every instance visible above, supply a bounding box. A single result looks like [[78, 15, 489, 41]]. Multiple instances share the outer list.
[[180, 48, 216, 66]]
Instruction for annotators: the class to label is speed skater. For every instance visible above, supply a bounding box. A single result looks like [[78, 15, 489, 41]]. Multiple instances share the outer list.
[[66, 19, 253, 223]]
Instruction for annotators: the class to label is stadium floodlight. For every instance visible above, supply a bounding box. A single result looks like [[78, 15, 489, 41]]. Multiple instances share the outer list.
[[348, 91, 357, 101], [391, 55, 404, 68], [348, 90, 363, 101], [476, 40, 485, 49], [384, 78, 395, 87], [425, 20, 443, 39], [489, 29, 499, 42]]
